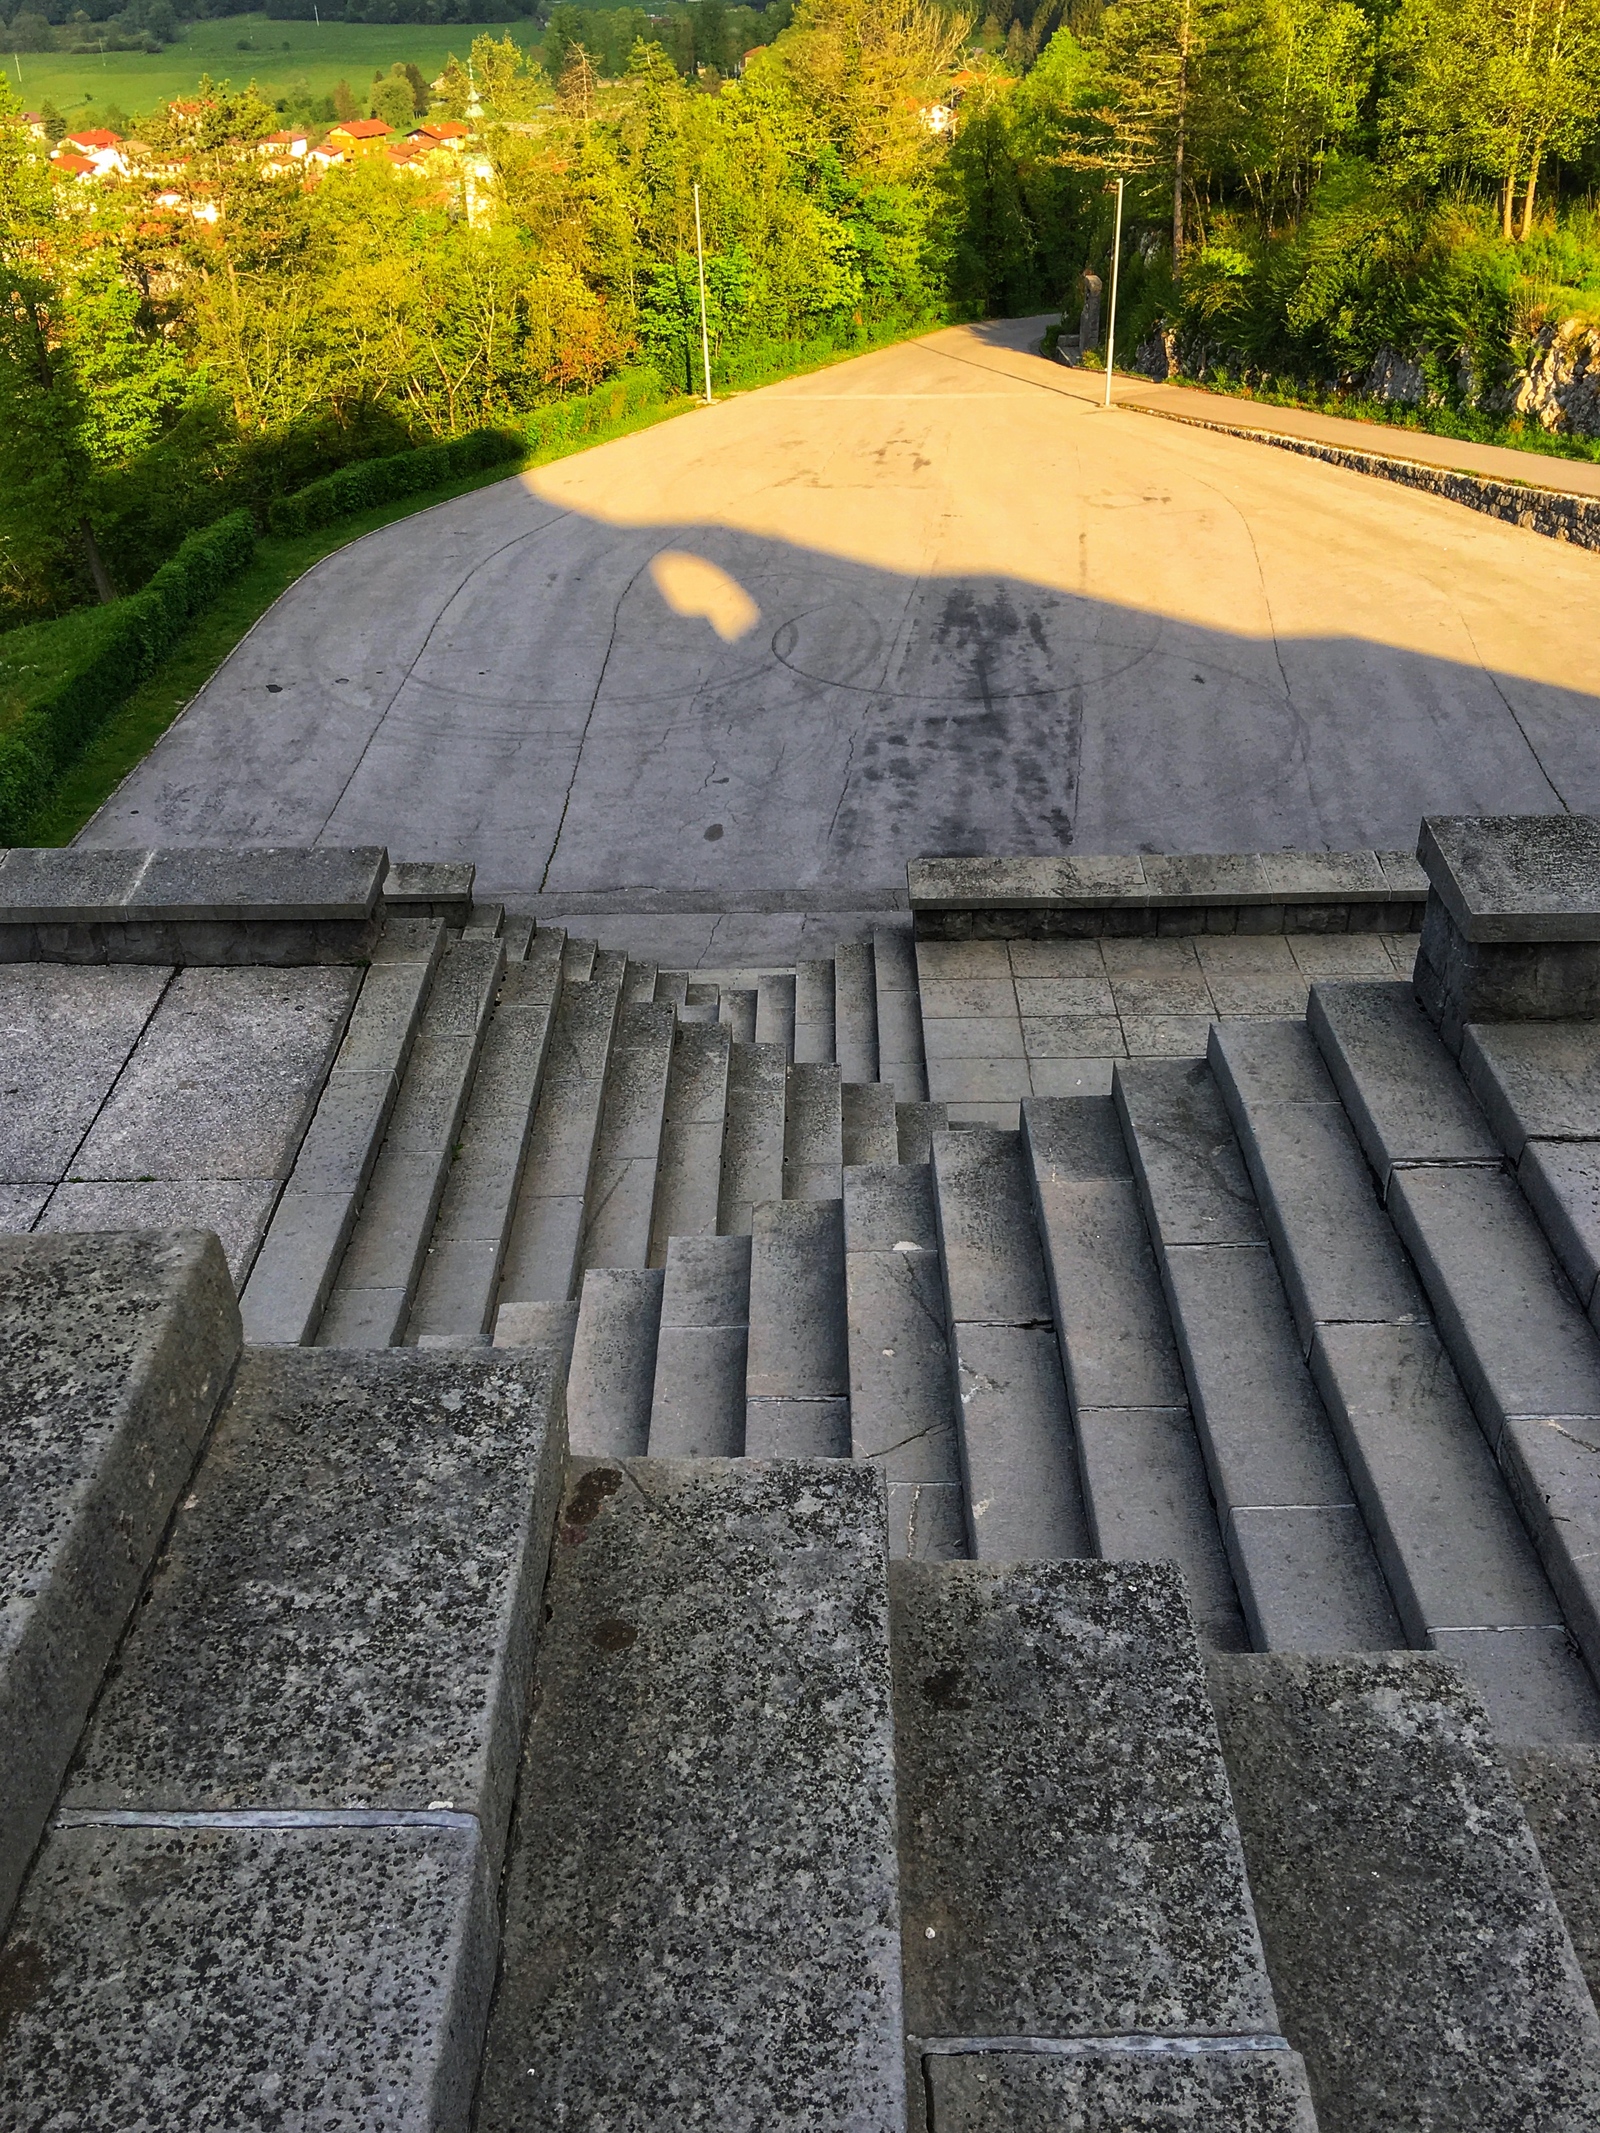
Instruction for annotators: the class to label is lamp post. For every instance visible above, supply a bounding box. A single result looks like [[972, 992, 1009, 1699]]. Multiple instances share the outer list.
[[1102, 175, 1124, 410], [693, 182, 713, 406]]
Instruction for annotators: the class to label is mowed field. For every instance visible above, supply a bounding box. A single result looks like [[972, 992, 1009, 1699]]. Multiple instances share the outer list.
[[4, 12, 538, 121]]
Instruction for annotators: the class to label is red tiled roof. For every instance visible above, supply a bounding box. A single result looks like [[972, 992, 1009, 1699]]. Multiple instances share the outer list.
[[64, 128, 120, 149], [415, 118, 468, 139], [330, 118, 390, 140], [51, 154, 96, 174]]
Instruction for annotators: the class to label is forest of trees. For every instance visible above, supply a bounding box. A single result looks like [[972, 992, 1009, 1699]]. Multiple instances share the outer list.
[[4, 0, 1600, 626]]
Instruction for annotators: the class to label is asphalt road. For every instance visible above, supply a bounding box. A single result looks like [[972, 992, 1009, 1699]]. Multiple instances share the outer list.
[[81, 318, 1600, 951]]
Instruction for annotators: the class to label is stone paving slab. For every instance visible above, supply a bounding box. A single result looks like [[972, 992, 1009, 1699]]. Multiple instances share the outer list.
[[953, 1320, 1088, 1559], [649, 1233, 751, 1458], [0, 963, 169, 1186], [0, 1229, 238, 1930], [37, 1178, 278, 1289], [63, 1345, 566, 1853], [0, 1818, 494, 2133], [924, 2048, 1318, 2130], [476, 1458, 904, 2133], [1211, 1650, 1600, 2132], [893, 1558, 1278, 2039]]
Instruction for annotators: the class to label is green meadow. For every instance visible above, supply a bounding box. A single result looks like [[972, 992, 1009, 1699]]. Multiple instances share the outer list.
[[3, 14, 539, 121]]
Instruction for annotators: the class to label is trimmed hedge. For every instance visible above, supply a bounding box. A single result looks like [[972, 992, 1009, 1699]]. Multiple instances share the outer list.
[[265, 423, 527, 538], [522, 367, 668, 456], [0, 509, 256, 843]]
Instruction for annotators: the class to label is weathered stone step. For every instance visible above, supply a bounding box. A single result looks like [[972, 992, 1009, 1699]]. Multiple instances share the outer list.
[[894, 1557, 1315, 2133], [647, 1019, 731, 1257], [784, 1059, 844, 1200], [496, 949, 626, 1304], [718, 1040, 786, 1235], [795, 957, 836, 1064], [561, 935, 597, 983], [577, 1001, 675, 1274], [653, 968, 688, 1008], [719, 986, 757, 1045], [896, 1099, 947, 1164], [1211, 1016, 1600, 1741], [1212, 1650, 1600, 2131], [621, 955, 657, 1006], [1115, 1057, 1402, 1653], [475, 1458, 903, 2133], [0, 1340, 566, 2124], [242, 915, 443, 1343], [0, 1230, 238, 1935], [406, 938, 564, 1342], [1307, 978, 1499, 1187], [874, 926, 928, 1104], [754, 969, 796, 1060], [843, 1163, 964, 1559], [842, 1080, 898, 1166], [649, 1232, 752, 1456], [835, 939, 880, 1085], [567, 1266, 665, 1457], [318, 935, 504, 1346], [1022, 1095, 1247, 1652], [746, 1198, 850, 1456], [930, 1125, 1088, 1559]]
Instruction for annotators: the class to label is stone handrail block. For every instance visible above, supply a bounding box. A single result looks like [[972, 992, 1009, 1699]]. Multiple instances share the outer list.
[[1419, 815, 1600, 942], [910, 848, 1426, 910], [0, 846, 388, 924], [383, 858, 476, 924]]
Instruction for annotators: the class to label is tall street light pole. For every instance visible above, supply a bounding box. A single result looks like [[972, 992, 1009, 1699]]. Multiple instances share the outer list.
[[1102, 175, 1124, 410], [693, 182, 714, 406]]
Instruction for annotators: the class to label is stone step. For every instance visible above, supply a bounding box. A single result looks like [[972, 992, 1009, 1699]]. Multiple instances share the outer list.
[[646, 1019, 732, 1259], [475, 1458, 904, 2133], [499, 911, 535, 960], [566, 1266, 666, 1457], [0, 1340, 567, 2124], [754, 969, 796, 1060], [577, 1001, 676, 1274], [843, 1163, 964, 1559], [794, 958, 836, 1064], [653, 969, 688, 1009], [896, 1099, 947, 1164], [930, 1125, 1089, 1559], [718, 1040, 787, 1235], [562, 935, 597, 984], [842, 1080, 899, 1166], [719, 986, 758, 1045], [464, 900, 504, 940], [496, 950, 627, 1304], [895, 1558, 1316, 2133], [746, 1198, 850, 1456], [1211, 1016, 1600, 1740], [873, 926, 928, 1104], [1115, 1057, 1402, 1653], [783, 1059, 844, 1200], [835, 940, 880, 1084], [0, 1231, 239, 1935], [406, 950, 564, 1342], [1212, 1650, 1600, 2131], [1460, 1019, 1600, 1319], [649, 1233, 752, 1456], [1307, 978, 1499, 1188], [686, 980, 718, 1007], [241, 915, 443, 1344], [318, 935, 504, 1347], [677, 999, 721, 1024], [621, 956, 658, 1007], [1022, 1095, 1247, 1652]]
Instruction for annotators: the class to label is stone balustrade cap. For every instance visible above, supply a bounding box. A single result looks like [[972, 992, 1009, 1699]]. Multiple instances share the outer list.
[[1418, 815, 1600, 942], [0, 847, 387, 925], [384, 859, 476, 906], [909, 849, 1409, 912]]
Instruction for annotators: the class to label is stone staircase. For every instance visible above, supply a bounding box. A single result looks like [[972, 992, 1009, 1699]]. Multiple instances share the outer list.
[[6, 821, 1600, 2128]]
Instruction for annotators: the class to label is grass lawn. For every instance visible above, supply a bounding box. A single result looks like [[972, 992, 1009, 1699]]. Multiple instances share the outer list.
[[3, 13, 539, 122]]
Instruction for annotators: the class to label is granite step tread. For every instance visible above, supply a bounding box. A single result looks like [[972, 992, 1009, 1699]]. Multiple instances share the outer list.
[[241, 916, 444, 1344], [647, 1020, 732, 1260], [1022, 1095, 1248, 1654], [577, 1001, 676, 1275], [475, 1457, 904, 2133], [746, 1197, 850, 1458], [784, 1060, 844, 1201], [1115, 1057, 1403, 1654], [930, 1125, 1089, 1560], [1210, 1016, 1600, 1742], [1459, 1019, 1600, 1316], [317, 935, 504, 1347], [496, 950, 627, 1305], [794, 959, 836, 1065], [842, 1081, 899, 1167], [405, 952, 564, 1342], [566, 1266, 666, 1458], [649, 1233, 752, 1457], [873, 927, 929, 1105], [718, 1041, 787, 1236], [754, 970, 796, 1062], [835, 941, 880, 1086]]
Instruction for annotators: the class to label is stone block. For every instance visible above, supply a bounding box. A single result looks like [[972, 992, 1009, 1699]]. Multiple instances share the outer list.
[[238, 1187, 353, 1344], [932, 1126, 1054, 1323], [745, 1393, 851, 1456], [842, 1080, 898, 1167], [476, 1458, 904, 2133], [748, 1199, 848, 1398], [719, 1040, 786, 1231], [1519, 1139, 1600, 1308], [1419, 814, 1600, 943], [928, 1056, 1033, 1103], [1416, 901, 1600, 1051], [952, 1320, 1088, 1559], [1025, 1056, 1118, 1096], [0, 1183, 49, 1229], [1006, 938, 1107, 976], [1262, 850, 1386, 899], [64, 1345, 565, 1854], [1226, 1503, 1403, 1653], [893, 1558, 1278, 2039], [845, 1245, 957, 1482], [1143, 851, 1275, 902], [1021, 1012, 1124, 1056], [0, 845, 150, 922], [1431, 1627, 1600, 1747], [383, 859, 476, 917], [1306, 980, 1498, 1182], [908, 854, 1148, 908], [1014, 972, 1116, 1015], [37, 1178, 277, 1289], [0, 1819, 494, 2132], [0, 964, 168, 1186], [923, 2049, 1317, 2130], [922, 1013, 1026, 1060], [1211, 1649, 1600, 2132], [1379, 848, 1431, 898], [0, 1229, 238, 1930], [1461, 1018, 1600, 1158], [493, 1297, 577, 1361], [886, 1479, 966, 1560], [1115, 1058, 1266, 1248], [129, 845, 387, 922], [566, 1267, 664, 1459]]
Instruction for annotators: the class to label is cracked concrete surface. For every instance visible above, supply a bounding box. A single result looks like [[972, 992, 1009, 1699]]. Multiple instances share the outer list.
[[78, 319, 1600, 961]]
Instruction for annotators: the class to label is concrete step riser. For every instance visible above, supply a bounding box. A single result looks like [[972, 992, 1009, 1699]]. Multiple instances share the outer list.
[[747, 1198, 850, 1457], [577, 1002, 676, 1276], [649, 1233, 752, 1456], [647, 1020, 731, 1260], [567, 1267, 666, 1458]]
